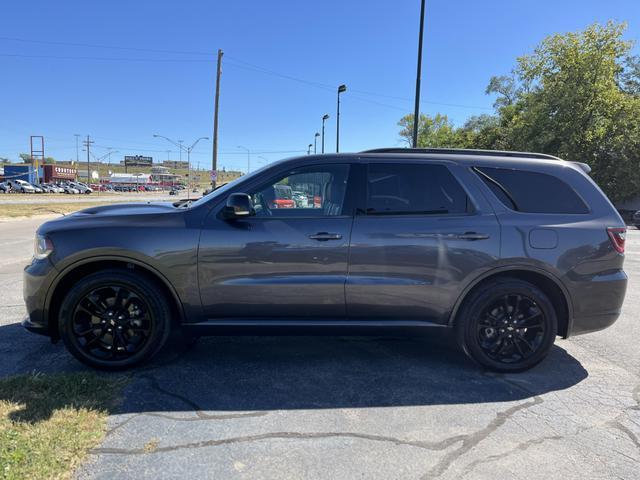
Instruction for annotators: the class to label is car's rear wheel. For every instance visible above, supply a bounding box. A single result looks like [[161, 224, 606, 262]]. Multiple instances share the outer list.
[[456, 278, 557, 372], [58, 269, 171, 370]]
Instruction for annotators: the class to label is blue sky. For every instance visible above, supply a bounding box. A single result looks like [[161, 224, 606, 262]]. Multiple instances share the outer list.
[[0, 0, 638, 172]]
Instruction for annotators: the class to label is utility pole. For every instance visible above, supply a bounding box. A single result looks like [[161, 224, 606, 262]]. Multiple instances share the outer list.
[[83, 135, 94, 183], [412, 0, 426, 148], [74, 134, 80, 164], [212, 49, 223, 188]]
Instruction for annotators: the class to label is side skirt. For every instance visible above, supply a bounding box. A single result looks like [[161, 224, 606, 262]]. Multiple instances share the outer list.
[[181, 318, 451, 336]]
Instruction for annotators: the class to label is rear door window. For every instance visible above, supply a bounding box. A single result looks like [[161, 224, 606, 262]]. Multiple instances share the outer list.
[[474, 167, 589, 214], [366, 163, 471, 215]]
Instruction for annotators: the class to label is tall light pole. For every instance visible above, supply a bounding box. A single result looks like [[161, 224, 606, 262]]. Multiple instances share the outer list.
[[336, 84, 347, 153], [154, 134, 209, 200], [321, 114, 329, 153], [257, 155, 268, 167], [237, 145, 250, 174], [412, 0, 426, 148], [307, 144, 313, 155], [314, 132, 320, 154]]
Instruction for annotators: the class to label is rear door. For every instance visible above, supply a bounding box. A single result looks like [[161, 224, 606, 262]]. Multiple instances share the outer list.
[[346, 160, 501, 323]]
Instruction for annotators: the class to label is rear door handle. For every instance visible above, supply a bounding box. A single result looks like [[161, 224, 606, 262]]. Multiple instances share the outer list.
[[309, 232, 343, 241], [456, 232, 490, 241]]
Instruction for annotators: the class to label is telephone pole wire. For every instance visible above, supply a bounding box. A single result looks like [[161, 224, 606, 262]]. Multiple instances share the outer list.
[[212, 49, 223, 187]]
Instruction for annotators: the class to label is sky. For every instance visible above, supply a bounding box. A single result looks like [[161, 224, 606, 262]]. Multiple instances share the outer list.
[[0, 0, 638, 172]]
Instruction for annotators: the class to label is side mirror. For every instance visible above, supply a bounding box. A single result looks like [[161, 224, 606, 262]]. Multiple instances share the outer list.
[[222, 193, 255, 219]]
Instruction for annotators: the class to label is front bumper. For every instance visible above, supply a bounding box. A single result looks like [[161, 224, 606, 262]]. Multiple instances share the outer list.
[[23, 257, 58, 339]]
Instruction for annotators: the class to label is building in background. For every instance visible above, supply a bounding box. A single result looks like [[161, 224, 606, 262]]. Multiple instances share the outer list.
[[109, 173, 151, 185], [150, 166, 180, 185], [42, 165, 77, 183], [2, 165, 36, 183]]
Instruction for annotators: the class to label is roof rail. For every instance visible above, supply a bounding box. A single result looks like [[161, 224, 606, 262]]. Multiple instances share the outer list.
[[360, 147, 563, 161]]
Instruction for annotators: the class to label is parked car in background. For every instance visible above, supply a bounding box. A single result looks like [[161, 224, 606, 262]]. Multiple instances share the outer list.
[[632, 210, 640, 229], [59, 183, 80, 194], [23, 148, 628, 372], [28, 183, 44, 193], [69, 182, 92, 194], [0, 182, 10, 193], [8, 179, 35, 193]]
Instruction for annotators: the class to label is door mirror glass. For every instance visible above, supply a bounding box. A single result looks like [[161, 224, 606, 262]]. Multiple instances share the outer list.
[[223, 193, 255, 219]]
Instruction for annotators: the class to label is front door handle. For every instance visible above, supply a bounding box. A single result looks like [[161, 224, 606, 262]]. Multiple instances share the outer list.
[[456, 232, 490, 241], [309, 232, 343, 241]]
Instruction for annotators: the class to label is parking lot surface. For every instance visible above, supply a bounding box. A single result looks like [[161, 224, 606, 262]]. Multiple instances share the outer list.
[[1, 217, 639, 479]]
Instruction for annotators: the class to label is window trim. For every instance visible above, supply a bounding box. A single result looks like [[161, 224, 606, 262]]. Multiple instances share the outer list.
[[362, 162, 476, 217], [472, 166, 591, 215]]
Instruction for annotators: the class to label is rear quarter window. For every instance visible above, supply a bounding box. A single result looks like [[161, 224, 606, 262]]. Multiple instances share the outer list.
[[474, 166, 589, 214]]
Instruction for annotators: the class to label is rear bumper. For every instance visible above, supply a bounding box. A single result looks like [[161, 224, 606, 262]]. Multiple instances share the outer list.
[[567, 269, 627, 337]]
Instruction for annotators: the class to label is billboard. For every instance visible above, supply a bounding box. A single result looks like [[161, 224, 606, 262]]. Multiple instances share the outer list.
[[124, 155, 153, 167]]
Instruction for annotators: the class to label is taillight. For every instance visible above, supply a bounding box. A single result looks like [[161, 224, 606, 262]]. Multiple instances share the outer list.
[[607, 227, 626, 254]]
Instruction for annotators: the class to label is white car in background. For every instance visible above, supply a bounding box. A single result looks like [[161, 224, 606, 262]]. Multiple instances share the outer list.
[[69, 181, 93, 194], [8, 179, 36, 193]]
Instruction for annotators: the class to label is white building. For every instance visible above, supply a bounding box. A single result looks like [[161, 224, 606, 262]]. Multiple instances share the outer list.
[[109, 173, 151, 184]]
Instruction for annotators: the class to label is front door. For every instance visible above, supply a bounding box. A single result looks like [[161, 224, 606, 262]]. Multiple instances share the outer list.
[[346, 161, 500, 323], [198, 163, 354, 319]]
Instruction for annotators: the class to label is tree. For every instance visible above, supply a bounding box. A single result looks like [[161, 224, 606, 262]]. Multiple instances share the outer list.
[[19, 153, 32, 164], [499, 21, 640, 202], [398, 21, 640, 203], [398, 113, 464, 148]]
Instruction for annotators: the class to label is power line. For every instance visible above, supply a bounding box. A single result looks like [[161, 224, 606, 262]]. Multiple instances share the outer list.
[[0, 36, 211, 56]]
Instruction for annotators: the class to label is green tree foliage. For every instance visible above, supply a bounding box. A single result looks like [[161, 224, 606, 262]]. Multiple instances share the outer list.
[[398, 113, 464, 148], [398, 21, 640, 203], [18, 153, 56, 164]]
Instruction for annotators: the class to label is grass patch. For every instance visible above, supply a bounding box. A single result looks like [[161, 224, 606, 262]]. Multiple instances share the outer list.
[[0, 202, 126, 218], [0, 372, 127, 480]]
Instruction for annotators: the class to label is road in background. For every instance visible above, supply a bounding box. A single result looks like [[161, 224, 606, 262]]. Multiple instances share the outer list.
[[1, 218, 638, 479]]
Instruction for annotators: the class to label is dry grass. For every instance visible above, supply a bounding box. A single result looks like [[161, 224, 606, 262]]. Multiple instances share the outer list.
[[0, 372, 127, 480], [0, 202, 125, 218]]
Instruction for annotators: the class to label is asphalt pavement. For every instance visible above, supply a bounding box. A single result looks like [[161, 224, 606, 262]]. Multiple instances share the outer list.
[[1, 217, 638, 479]]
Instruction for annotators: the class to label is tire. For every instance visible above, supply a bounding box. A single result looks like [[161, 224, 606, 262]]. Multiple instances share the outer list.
[[456, 278, 557, 373], [58, 269, 172, 370]]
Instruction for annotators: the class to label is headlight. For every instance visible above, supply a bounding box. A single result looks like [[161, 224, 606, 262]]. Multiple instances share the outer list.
[[34, 234, 54, 260]]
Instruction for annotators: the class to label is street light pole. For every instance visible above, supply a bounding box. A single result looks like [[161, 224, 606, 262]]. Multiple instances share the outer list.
[[314, 133, 320, 154], [412, 0, 426, 148], [237, 145, 250, 174], [307, 144, 313, 155], [336, 84, 346, 153], [153, 134, 209, 200], [321, 114, 329, 154]]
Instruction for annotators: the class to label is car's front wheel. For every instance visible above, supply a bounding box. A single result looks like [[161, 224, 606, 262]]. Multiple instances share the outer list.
[[456, 278, 557, 372], [58, 269, 172, 370]]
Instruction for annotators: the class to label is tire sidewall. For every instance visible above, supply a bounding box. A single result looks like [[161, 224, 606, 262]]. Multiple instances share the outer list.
[[58, 270, 171, 370], [457, 279, 558, 373]]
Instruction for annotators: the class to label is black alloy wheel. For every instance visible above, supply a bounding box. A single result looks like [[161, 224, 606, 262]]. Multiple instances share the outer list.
[[59, 269, 171, 370], [457, 278, 557, 372]]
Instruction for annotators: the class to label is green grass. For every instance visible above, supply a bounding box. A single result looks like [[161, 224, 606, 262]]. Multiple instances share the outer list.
[[0, 372, 127, 480]]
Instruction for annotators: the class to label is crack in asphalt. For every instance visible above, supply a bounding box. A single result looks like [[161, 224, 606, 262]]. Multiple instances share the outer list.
[[136, 374, 269, 420], [460, 432, 567, 478], [609, 421, 640, 450], [420, 396, 544, 479], [92, 430, 469, 455]]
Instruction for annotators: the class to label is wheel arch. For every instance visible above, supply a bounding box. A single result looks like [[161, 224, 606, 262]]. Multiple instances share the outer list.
[[45, 256, 185, 339], [448, 266, 572, 338]]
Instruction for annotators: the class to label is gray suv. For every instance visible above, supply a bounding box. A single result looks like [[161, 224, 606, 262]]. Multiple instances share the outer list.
[[23, 148, 628, 372]]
